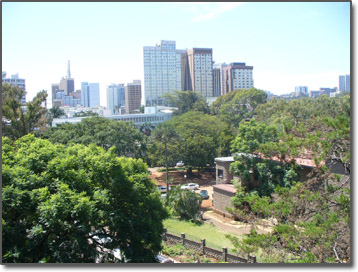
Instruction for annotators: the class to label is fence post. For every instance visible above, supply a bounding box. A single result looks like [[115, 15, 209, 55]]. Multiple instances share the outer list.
[[162, 228, 167, 242], [201, 239, 206, 255], [222, 247, 228, 262], [248, 254, 256, 263], [181, 233, 186, 246]]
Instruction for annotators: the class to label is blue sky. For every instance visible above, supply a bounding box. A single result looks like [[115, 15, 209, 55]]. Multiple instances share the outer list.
[[2, 1, 350, 106]]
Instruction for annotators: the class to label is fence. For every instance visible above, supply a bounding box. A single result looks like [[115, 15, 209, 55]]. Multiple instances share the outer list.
[[162, 228, 257, 263]]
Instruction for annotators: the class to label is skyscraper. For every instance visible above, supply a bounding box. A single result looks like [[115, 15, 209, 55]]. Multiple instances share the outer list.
[[186, 48, 213, 98], [212, 63, 221, 97], [125, 80, 142, 114], [81, 82, 100, 108], [2, 72, 26, 104], [222, 63, 254, 95], [107, 83, 125, 114], [339, 74, 350, 92], [143, 40, 184, 106], [295, 86, 308, 97]]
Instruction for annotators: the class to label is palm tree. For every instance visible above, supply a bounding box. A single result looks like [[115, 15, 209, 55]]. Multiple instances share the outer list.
[[152, 123, 178, 199]]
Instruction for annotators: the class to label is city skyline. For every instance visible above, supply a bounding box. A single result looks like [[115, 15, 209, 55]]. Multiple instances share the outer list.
[[2, 2, 350, 107]]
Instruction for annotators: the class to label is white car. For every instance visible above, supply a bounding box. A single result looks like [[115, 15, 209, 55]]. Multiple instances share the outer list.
[[180, 183, 199, 190], [176, 161, 184, 167], [157, 185, 167, 193]]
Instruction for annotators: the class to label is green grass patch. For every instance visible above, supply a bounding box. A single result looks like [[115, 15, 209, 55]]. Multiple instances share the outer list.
[[163, 217, 242, 253]]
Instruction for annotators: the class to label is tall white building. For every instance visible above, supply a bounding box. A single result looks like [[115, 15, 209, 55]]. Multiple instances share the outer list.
[[143, 40, 184, 106], [186, 48, 213, 98], [81, 82, 100, 108], [339, 74, 350, 92], [107, 84, 125, 114], [2, 72, 26, 104]]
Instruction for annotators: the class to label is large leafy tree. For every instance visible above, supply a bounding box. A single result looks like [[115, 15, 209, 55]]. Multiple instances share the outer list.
[[162, 90, 210, 116], [226, 95, 350, 263], [152, 123, 179, 194], [39, 117, 147, 158], [167, 111, 234, 175], [2, 84, 48, 140], [2, 135, 168, 263], [211, 88, 267, 127]]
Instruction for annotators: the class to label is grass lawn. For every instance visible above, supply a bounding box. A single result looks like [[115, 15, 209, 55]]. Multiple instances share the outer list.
[[163, 217, 242, 253]]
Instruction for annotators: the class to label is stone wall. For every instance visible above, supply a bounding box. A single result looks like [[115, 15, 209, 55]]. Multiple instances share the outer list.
[[213, 186, 236, 217]]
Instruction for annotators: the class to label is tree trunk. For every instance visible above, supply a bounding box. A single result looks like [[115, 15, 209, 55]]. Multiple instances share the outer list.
[[165, 142, 169, 202]]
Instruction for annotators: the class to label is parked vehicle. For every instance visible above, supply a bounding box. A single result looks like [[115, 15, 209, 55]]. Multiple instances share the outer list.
[[180, 183, 199, 190], [199, 190, 209, 199], [156, 254, 174, 263], [176, 161, 184, 167], [157, 185, 167, 193]]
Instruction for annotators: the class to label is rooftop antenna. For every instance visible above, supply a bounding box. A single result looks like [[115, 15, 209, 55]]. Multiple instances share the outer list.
[[67, 60, 71, 78]]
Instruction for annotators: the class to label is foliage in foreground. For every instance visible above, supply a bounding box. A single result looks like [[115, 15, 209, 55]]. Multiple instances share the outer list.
[[227, 173, 350, 263], [2, 135, 168, 263]]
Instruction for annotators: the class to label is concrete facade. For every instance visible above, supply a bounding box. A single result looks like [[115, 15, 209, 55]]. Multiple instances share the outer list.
[[222, 63, 254, 94], [125, 80, 142, 114]]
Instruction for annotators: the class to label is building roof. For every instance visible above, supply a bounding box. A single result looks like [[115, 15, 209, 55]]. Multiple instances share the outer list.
[[215, 157, 235, 163], [213, 184, 237, 194]]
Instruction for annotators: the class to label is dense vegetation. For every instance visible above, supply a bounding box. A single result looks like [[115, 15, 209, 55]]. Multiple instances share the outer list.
[[39, 117, 147, 159], [2, 135, 167, 263], [2, 85, 351, 263], [223, 94, 351, 263]]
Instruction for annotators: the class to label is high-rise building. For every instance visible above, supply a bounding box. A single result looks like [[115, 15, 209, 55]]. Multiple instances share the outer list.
[[295, 86, 308, 97], [125, 80, 142, 114], [107, 83, 125, 115], [143, 40, 184, 106], [81, 82, 100, 108], [212, 63, 221, 97], [186, 48, 213, 98], [222, 63, 254, 95], [339, 74, 350, 92], [59, 77, 75, 96], [2, 72, 26, 104]]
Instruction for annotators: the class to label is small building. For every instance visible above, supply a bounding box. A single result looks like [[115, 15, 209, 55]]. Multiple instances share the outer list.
[[212, 184, 236, 218], [214, 157, 235, 184]]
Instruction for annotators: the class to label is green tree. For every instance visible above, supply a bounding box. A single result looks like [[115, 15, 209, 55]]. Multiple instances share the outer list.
[[211, 88, 267, 127], [167, 186, 202, 223], [167, 111, 233, 175], [39, 117, 147, 158], [2, 84, 48, 140], [2, 135, 168, 263], [162, 90, 210, 115], [152, 123, 179, 195], [46, 106, 65, 127]]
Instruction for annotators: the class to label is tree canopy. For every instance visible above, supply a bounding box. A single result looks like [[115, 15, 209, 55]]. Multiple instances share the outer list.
[[166, 111, 234, 173], [2, 83, 48, 140], [162, 90, 210, 116], [226, 94, 351, 263], [2, 135, 168, 263], [210, 88, 267, 127], [39, 117, 147, 159]]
